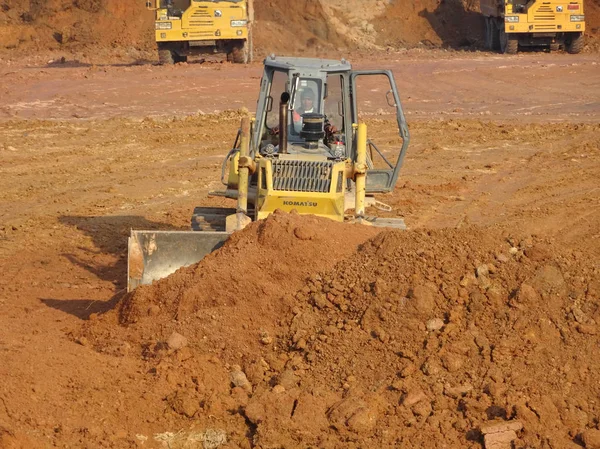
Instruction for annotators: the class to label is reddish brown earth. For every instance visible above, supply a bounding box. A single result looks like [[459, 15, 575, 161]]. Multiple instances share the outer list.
[[0, 0, 599, 63], [1, 98, 599, 448], [0, 4, 600, 448]]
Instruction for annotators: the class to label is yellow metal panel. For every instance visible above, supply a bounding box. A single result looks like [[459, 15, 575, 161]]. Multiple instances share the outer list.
[[155, 27, 247, 42], [504, 1, 585, 33], [257, 194, 345, 222], [354, 123, 367, 218], [182, 7, 247, 27], [227, 152, 240, 187], [255, 158, 346, 222], [155, 2, 250, 43], [181, 3, 248, 38]]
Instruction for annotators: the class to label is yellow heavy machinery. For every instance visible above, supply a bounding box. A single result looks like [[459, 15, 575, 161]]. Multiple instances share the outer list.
[[481, 0, 585, 53], [128, 56, 410, 290], [146, 0, 253, 64]]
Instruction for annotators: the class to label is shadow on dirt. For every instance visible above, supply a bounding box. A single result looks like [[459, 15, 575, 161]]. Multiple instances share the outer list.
[[42, 56, 226, 69], [41, 295, 123, 320], [419, 0, 485, 50], [43, 58, 157, 69], [39, 215, 181, 319], [59, 214, 187, 278]]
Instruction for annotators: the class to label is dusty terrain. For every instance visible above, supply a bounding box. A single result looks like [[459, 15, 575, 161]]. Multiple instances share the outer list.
[[0, 46, 599, 449], [1, 1, 600, 447], [1, 0, 599, 63]]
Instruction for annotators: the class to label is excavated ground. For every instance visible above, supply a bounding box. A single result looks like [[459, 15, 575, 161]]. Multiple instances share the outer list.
[[0, 98, 599, 447], [0, 0, 599, 63], [0, 17, 599, 449]]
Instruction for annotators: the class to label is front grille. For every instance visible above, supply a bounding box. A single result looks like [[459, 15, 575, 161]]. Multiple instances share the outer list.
[[532, 4, 555, 21], [189, 19, 214, 27], [188, 9, 213, 27], [192, 8, 211, 18], [271, 160, 333, 193], [189, 32, 214, 39]]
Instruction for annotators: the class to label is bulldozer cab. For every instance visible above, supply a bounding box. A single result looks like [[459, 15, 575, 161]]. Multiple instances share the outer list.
[[254, 56, 409, 192]]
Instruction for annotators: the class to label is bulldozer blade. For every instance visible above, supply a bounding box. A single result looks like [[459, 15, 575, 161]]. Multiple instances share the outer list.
[[362, 216, 407, 230], [128, 230, 230, 291]]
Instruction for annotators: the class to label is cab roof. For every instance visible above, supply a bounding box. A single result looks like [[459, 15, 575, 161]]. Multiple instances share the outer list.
[[263, 55, 352, 73]]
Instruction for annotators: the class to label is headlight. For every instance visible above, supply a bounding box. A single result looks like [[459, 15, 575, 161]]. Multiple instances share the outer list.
[[230, 20, 248, 27], [214, 10, 222, 17], [505, 16, 519, 22], [155, 22, 172, 30], [570, 15, 585, 21]]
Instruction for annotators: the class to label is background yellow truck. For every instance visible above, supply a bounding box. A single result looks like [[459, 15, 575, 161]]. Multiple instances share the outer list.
[[481, 0, 585, 54], [147, 0, 253, 64]]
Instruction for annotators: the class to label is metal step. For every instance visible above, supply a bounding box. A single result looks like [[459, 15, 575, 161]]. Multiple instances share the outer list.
[[191, 207, 255, 231], [362, 216, 407, 230]]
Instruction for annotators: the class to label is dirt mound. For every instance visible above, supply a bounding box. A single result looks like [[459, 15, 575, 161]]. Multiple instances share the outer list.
[[374, 0, 484, 48], [82, 212, 599, 448], [0, 0, 153, 53], [253, 0, 352, 55], [585, 0, 600, 50], [88, 211, 378, 357], [288, 227, 599, 447]]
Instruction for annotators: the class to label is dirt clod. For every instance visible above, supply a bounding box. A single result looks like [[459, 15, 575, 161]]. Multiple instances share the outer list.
[[426, 318, 444, 332], [230, 366, 253, 393], [167, 332, 188, 350], [582, 429, 600, 449]]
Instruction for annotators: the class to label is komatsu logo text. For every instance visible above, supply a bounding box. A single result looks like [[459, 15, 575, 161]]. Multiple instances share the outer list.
[[283, 201, 318, 208]]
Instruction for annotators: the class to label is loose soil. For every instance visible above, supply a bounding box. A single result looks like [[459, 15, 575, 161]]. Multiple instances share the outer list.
[[0, 34, 599, 449]]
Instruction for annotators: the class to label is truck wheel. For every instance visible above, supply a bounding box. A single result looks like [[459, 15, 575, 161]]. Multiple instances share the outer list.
[[484, 17, 491, 50], [231, 40, 249, 64], [158, 49, 174, 65], [173, 53, 188, 64], [566, 33, 584, 54], [490, 19, 500, 51], [500, 30, 518, 54]]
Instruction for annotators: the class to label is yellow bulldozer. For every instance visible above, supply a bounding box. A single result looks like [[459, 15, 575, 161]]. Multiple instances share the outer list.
[[127, 56, 410, 291]]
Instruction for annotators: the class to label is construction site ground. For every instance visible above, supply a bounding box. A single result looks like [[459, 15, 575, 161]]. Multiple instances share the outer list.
[[1, 50, 600, 449]]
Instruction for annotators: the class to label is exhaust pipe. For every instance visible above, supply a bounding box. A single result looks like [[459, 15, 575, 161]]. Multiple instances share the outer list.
[[279, 92, 290, 154]]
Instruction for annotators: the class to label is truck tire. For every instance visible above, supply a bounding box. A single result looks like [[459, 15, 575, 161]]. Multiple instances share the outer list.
[[173, 53, 188, 64], [500, 30, 518, 54], [490, 19, 500, 51], [566, 33, 584, 54], [158, 49, 174, 65], [231, 40, 249, 64], [484, 17, 491, 50]]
